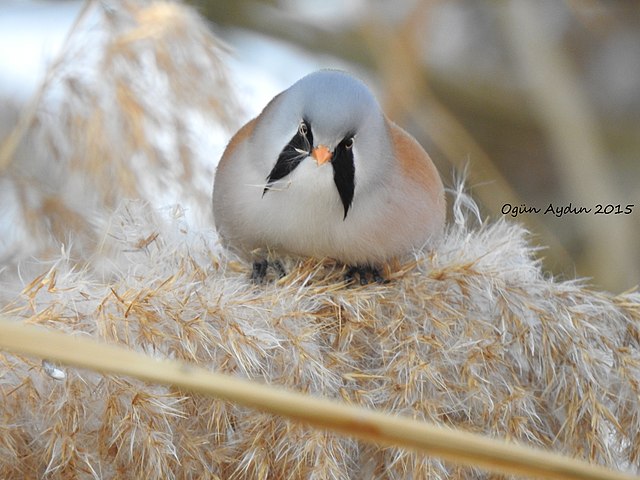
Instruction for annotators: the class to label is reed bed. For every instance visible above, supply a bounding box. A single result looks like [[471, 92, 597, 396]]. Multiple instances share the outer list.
[[0, 1, 639, 479], [1, 196, 640, 478]]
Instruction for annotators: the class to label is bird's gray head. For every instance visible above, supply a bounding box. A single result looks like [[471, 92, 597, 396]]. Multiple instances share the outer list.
[[258, 70, 393, 219], [287, 70, 381, 142]]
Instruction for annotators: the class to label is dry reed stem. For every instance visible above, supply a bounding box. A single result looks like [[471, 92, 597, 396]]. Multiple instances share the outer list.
[[0, 319, 636, 480]]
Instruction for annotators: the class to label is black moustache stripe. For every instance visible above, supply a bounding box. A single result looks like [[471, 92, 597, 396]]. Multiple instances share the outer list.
[[263, 121, 312, 195], [263, 122, 356, 221], [332, 136, 355, 220]]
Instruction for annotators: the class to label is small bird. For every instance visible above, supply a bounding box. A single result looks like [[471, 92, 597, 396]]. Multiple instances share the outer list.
[[212, 70, 445, 284]]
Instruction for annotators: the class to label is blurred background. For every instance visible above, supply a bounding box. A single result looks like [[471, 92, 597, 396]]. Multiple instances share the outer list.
[[1, 0, 638, 293]]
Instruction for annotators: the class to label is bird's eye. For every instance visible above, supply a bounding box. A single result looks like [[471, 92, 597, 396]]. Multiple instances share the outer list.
[[298, 122, 308, 136], [344, 137, 354, 149]]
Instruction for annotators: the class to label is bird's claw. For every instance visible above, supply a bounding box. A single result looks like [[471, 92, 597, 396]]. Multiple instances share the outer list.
[[344, 265, 388, 285], [251, 259, 286, 283]]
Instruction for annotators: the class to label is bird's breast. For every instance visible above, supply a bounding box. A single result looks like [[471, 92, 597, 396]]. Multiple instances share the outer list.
[[259, 160, 344, 237]]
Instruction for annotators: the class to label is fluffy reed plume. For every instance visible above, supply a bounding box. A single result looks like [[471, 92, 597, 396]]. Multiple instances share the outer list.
[[1, 1, 640, 479], [0, 0, 236, 267], [1, 194, 640, 479]]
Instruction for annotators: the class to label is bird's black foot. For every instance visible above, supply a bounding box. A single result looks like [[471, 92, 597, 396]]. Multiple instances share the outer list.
[[251, 259, 268, 282], [251, 259, 287, 283], [344, 265, 388, 285]]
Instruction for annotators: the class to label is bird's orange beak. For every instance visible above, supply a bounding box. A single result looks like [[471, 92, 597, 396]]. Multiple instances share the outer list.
[[311, 145, 332, 165]]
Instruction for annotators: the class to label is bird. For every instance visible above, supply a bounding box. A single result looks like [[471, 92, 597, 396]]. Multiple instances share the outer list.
[[212, 70, 445, 284]]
